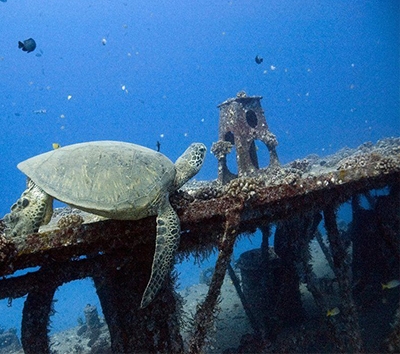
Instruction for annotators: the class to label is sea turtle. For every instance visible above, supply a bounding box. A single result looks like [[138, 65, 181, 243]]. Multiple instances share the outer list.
[[3, 141, 206, 307]]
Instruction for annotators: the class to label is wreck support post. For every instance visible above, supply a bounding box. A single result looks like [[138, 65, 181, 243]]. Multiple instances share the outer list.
[[92, 246, 184, 354], [324, 205, 364, 353], [188, 210, 240, 354], [21, 275, 58, 354]]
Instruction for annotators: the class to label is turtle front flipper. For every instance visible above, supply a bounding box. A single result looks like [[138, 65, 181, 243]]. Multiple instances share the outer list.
[[140, 195, 180, 308], [3, 179, 53, 238]]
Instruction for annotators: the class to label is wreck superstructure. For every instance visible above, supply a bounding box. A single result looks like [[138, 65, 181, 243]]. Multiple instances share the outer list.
[[0, 92, 399, 353]]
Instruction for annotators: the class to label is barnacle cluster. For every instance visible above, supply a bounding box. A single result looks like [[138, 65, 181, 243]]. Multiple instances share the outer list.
[[337, 151, 399, 176], [211, 140, 233, 160], [182, 180, 223, 200], [288, 158, 312, 173], [375, 137, 400, 153], [375, 156, 397, 174], [223, 176, 265, 200], [263, 167, 302, 186], [57, 214, 84, 229], [196, 184, 223, 200], [0, 234, 15, 262], [337, 153, 371, 170]]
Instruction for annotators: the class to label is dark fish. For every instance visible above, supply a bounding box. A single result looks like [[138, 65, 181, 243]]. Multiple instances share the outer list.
[[255, 55, 263, 64], [156, 141, 161, 152], [18, 38, 36, 53]]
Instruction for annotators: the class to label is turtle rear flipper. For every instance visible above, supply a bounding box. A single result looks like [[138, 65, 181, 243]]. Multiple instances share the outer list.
[[4, 180, 53, 237], [140, 195, 180, 308]]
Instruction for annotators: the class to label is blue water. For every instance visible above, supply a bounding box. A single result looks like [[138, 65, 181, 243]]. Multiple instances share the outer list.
[[0, 0, 399, 336]]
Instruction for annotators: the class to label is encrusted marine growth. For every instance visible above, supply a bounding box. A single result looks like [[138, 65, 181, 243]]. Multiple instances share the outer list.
[[57, 213, 84, 229], [211, 91, 279, 184]]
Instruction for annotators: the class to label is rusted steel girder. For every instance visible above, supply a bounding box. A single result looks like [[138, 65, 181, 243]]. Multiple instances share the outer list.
[[0, 153, 399, 279]]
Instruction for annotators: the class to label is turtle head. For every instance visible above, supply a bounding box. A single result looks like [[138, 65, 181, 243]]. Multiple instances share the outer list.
[[174, 143, 206, 189]]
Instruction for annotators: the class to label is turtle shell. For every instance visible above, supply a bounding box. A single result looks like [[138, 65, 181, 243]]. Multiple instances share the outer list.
[[17, 141, 176, 219]]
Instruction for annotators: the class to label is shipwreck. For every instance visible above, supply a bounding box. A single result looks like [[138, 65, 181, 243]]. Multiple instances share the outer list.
[[0, 92, 399, 353]]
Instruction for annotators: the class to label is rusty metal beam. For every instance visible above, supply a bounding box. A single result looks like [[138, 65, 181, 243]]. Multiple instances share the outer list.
[[0, 150, 399, 281]]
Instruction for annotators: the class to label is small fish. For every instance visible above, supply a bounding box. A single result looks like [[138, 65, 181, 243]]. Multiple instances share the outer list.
[[101, 38, 107, 45], [382, 279, 400, 290], [255, 55, 263, 64], [156, 141, 161, 152], [326, 307, 340, 317], [52, 143, 61, 150], [33, 109, 47, 114], [18, 38, 37, 53]]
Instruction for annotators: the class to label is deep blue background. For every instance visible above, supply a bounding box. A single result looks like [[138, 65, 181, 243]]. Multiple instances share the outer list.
[[0, 0, 399, 335]]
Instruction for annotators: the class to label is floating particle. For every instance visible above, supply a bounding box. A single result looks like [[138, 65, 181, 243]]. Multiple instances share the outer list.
[[160, 134, 164, 138], [201, 118, 205, 122], [121, 85, 126, 90], [270, 65, 276, 70], [101, 38, 107, 45], [60, 114, 65, 119], [184, 132, 188, 137], [67, 95, 72, 100]]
